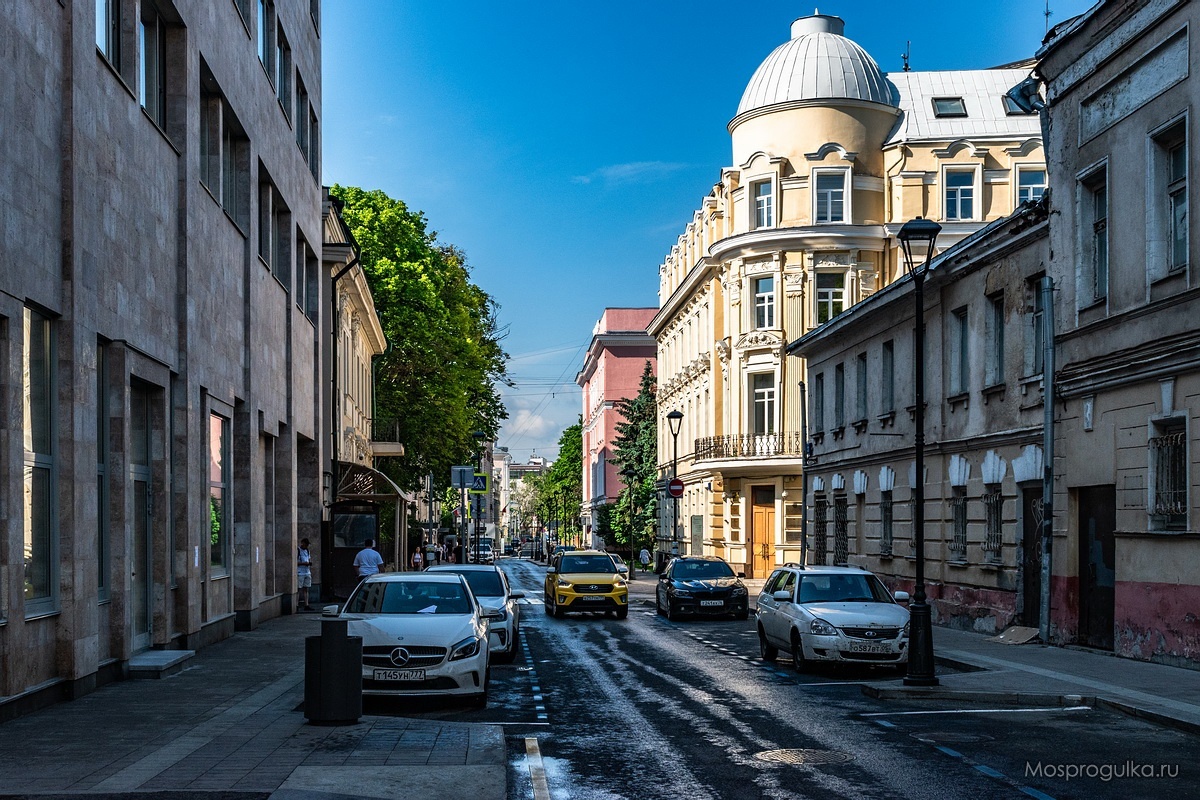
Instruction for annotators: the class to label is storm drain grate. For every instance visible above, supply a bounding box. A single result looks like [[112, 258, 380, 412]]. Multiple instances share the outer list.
[[911, 732, 994, 744], [753, 749, 854, 766]]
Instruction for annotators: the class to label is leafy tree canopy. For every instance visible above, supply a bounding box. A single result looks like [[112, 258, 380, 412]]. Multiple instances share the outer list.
[[610, 362, 658, 549], [330, 185, 509, 491]]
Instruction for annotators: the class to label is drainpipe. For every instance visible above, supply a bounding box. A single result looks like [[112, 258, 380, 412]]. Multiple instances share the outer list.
[[799, 379, 809, 566], [1039, 277, 1055, 643], [325, 252, 359, 598]]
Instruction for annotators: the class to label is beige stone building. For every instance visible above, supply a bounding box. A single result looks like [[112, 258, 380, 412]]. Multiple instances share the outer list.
[[650, 13, 1045, 577]]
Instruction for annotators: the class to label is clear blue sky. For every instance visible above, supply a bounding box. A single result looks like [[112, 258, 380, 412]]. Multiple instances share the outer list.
[[322, 0, 1094, 464]]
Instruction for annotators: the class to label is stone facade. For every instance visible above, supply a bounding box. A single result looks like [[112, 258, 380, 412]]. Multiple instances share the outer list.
[[0, 0, 326, 711]]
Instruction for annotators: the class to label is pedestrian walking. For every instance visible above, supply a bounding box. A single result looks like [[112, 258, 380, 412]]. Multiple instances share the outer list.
[[639, 547, 651, 572], [353, 538, 384, 578], [297, 538, 314, 610], [411, 548, 424, 571]]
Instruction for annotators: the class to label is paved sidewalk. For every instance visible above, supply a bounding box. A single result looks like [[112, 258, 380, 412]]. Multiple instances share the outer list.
[[0, 614, 506, 800]]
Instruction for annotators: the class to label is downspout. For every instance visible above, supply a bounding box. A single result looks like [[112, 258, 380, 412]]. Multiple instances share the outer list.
[[799, 379, 809, 566], [325, 252, 359, 598], [1040, 276, 1055, 643]]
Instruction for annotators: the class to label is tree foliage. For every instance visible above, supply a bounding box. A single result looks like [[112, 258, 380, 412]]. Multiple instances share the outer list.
[[533, 421, 583, 539], [330, 185, 509, 491], [609, 362, 658, 550]]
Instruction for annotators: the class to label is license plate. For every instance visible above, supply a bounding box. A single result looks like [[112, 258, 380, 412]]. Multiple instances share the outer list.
[[699, 600, 724, 607], [372, 668, 426, 681], [847, 642, 891, 654], [577, 596, 606, 601]]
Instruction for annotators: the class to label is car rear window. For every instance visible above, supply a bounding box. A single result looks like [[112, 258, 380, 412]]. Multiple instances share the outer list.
[[346, 581, 472, 614], [560, 555, 616, 574]]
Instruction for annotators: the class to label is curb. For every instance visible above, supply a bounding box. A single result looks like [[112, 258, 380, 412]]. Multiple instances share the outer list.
[[1094, 697, 1200, 738], [860, 685, 1096, 708]]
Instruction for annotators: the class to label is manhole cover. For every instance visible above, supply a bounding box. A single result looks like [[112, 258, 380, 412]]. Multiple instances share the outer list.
[[753, 749, 854, 766], [911, 732, 994, 744]]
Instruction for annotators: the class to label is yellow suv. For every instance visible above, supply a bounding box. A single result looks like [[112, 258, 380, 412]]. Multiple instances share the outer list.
[[544, 550, 629, 619]]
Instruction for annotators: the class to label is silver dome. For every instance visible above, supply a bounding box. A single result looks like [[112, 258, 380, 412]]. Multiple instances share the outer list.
[[736, 15, 896, 116]]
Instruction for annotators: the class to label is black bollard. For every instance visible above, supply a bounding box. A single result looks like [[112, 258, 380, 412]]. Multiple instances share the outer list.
[[304, 617, 362, 724]]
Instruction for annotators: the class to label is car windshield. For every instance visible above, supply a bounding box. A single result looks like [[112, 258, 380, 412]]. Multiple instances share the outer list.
[[559, 555, 616, 574], [797, 574, 892, 604], [447, 570, 504, 597], [674, 560, 734, 580], [345, 580, 472, 614]]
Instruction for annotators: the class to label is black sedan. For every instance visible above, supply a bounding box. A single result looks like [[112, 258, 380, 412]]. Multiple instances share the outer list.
[[655, 557, 750, 620]]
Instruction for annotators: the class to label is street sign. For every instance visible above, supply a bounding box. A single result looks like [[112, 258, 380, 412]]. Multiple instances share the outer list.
[[667, 478, 684, 498], [469, 472, 490, 494], [451, 466, 474, 489]]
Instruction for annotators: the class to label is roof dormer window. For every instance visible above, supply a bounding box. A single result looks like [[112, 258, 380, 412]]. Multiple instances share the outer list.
[[932, 97, 967, 117], [1002, 94, 1037, 115]]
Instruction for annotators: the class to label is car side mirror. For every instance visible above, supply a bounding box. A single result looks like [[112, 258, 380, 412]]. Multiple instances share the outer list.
[[617, 565, 628, 575], [773, 590, 792, 602], [546, 567, 557, 575], [893, 590, 910, 603], [510, 591, 525, 599], [321, 604, 341, 617], [737, 571, 746, 578]]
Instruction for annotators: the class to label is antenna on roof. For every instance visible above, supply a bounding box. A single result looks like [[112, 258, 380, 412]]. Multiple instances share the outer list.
[[1045, 1, 1053, 34], [901, 41, 911, 72]]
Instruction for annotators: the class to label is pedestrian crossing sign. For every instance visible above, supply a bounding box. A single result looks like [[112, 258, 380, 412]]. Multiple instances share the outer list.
[[469, 472, 490, 494]]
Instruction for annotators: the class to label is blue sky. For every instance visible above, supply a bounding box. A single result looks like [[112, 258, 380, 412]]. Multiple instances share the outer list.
[[322, 0, 1094, 464]]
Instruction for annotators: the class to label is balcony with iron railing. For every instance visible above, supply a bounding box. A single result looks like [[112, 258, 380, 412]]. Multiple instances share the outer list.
[[370, 418, 405, 457], [694, 432, 805, 466]]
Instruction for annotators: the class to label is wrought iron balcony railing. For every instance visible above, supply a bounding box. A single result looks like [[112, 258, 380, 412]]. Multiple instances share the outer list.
[[694, 432, 805, 461]]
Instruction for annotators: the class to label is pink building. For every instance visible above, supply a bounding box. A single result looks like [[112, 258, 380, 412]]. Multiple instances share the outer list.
[[576, 308, 657, 546]]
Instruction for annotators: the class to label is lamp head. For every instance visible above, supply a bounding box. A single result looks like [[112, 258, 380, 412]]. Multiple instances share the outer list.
[[620, 465, 638, 481], [897, 216, 942, 275], [666, 409, 684, 436]]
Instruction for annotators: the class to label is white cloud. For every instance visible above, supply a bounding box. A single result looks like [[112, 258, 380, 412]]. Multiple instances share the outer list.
[[572, 161, 690, 187]]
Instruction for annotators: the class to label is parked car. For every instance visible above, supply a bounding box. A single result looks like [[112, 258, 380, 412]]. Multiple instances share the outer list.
[[655, 556, 749, 620], [427, 564, 524, 662], [755, 565, 910, 673], [327, 572, 496, 705], [543, 550, 629, 619]]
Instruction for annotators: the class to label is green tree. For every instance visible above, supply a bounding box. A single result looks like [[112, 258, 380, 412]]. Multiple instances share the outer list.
[[610, 362, 658, 551], [330, 185, 509, 491], [537, 421, 583, 540]]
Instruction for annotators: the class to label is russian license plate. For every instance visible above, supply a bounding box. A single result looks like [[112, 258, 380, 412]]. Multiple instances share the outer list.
[[372, 668, 426, 681], [699, 600, 724, 607], [847, 642, 891, 654]]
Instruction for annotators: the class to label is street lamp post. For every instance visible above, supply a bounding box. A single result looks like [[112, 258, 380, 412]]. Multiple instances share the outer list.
[[666, 410, 684, 560], [621, 466, 639, 582], [472, 431, 486, 564], [897, 216, 941, 687]]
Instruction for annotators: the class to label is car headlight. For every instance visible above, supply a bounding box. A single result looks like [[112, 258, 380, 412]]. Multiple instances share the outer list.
[[731, 586, 748, 597], [491, 606, 508, 621], [557, 578, 572, 588], [614, 579, 627, 588], [673, 587, 693, 597], [809, 618, 837, 636], [449, 636, 482, 661]]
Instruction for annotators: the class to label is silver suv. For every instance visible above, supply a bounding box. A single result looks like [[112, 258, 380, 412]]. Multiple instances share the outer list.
[[755, 564, 910, 673]]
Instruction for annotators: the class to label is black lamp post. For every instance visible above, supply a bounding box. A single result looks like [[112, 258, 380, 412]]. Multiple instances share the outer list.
[[666, 410, 684, 559], [897, 216, 941, 687], [621, 465, 639, 582]]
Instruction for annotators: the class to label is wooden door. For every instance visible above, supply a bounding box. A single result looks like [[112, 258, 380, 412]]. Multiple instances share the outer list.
[[750, 486, 776, 578], [1077, 485, 1116, 650]]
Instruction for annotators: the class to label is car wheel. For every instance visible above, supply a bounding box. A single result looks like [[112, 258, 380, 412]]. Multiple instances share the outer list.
[[665, 600, 677, 621], [552, 599, 565, 618], [543, 596, 553, 616], [758, 627, 778, 661], [656, 592, 665, 616], [616, 606, 629, 620], [790, 631, 808, 673]]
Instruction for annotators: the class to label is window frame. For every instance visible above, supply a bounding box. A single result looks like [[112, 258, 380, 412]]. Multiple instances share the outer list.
[[138, 3, 168, 128], [1016, 165, 1047, 205], [750, 372, 776, 436], [855, 351, 868, 423], [815, 271, 847, 324], [951, 306, 969, 396], [753, 275, 776, 329], [813, 168, 849, 224], [23, 308, 59, 615], [1078, 163, 1108, 305], [209, 412, 231, 573], [1149, 417, 1188, 531], [932, 97, 967, 117], [943, 166, 979, 222], [751, 178, 775, 229], [985, 292, 1005, 387], [813, 372, 825, 434]]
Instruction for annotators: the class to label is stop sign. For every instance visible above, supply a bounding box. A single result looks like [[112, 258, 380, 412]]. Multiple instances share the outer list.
[[667, 478, 684, 498]]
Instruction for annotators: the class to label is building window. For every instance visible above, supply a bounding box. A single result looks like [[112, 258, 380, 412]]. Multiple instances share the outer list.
[[933, 97, 967, 117], [259, 173, 291, 288], [296, 233, 320, 320], [1028, 277, 1045, 375], [307, 106, 320, 181], [1150, 419, 1187, 530], [96, 0, 122, 66], [139, 4, 167, 127], [983, 488, 1003, 562], [275, 26, 292, 118], [951, 306, 969, 395], [945, 169, 975, 220], [753, 276, 775, 329], [816, 272, 846, 324], [986, 292, 1004, 387], [1018, 168, 1046, 204], [310, 0, 320, 32], [1003, 94, 1036, 115], [882, 339, 894, 413], [950, 491, 968, 559], [855, 352, 867, 422], [814, 170, 846, 223], [24, 308, 57, 610], [880, 490, 894, 557], [813, 372, 825, 433], [209, 413, 230, 571], [751, 373, 775, 436], [233, 0, 251, 28], [1079, 168, 1108, 303], [296, 74, 310, 153], [753, 180, 774, 229], [1162, 132, 1189, 273], [257, 0, 276, 78], [834, 495, 849, 565], [833, 363, 845, 429], [813, 495, 828, 565], [200, 65, 250, 229]]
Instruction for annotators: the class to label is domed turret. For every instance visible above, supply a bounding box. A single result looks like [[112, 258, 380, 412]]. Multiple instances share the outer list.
[[736, 15, 895, 118]]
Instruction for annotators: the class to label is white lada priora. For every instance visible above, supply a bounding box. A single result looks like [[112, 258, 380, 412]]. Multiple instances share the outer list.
[[755, 565, 910, 673], [327, 572, 499, 706]]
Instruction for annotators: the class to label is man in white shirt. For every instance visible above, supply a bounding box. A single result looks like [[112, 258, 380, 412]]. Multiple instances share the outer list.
[[353, 538, 385, 578], [297, 538, 313, 610]]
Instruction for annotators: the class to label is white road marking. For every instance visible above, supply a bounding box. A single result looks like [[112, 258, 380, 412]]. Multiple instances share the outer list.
[[525, 737, 553, 800]]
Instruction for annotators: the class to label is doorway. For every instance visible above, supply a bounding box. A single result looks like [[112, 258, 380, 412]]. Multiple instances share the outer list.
[[130, 385, 153, 652], [1077, 485, 1116, 650], [1019, 487, 1042, 628], [749, 486, 776, 578]]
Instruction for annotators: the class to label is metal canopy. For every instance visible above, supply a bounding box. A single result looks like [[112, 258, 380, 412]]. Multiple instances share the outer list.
[[335, 462, 406, 503]]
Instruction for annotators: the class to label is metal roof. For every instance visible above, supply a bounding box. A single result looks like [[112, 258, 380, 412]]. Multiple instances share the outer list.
[[884, 68, 1042, 144]]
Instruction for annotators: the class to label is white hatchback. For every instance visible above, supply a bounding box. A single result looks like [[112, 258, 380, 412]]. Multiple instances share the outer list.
[[755, 565, 910, 673], [328, 572, 497, 705], [426, 564, 524, 662]]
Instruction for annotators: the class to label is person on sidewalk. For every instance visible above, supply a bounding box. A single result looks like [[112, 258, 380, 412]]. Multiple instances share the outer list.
[[411, 547, 424, 571], [639, 547, 651, 572], [297, 538, 314, 611], [354, 538, 385, 578]]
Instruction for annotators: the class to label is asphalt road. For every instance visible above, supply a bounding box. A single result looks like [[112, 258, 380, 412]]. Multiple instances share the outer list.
[[386, 559, 1196, 800]]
